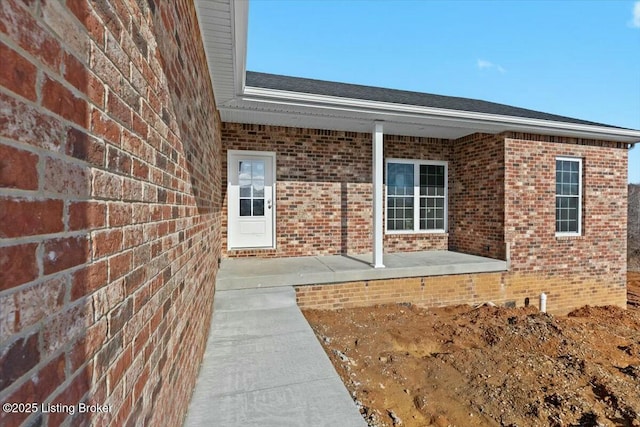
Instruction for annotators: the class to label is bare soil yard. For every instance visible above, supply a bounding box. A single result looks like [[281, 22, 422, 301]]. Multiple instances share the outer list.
[[304, 272, 640, 427]]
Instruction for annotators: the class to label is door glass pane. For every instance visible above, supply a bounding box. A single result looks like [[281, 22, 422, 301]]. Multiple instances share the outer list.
[[253, 161, 264, 179], [240, 185, 251, 197], [253, 199, 264, 216], [253, 180, 265, 197], [240, 199, 251, 216], [237, 159, 268, 217], [239, 161, 252, 180]]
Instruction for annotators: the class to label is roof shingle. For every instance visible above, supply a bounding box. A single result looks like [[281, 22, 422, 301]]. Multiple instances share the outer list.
[[246, 71, 625, 129]]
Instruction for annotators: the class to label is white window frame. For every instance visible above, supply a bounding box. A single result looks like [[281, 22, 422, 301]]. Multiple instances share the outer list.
[[555, 156, 582, 237], [385, 159, 448, 234]]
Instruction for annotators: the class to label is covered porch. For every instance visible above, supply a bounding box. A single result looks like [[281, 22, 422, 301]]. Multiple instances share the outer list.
[[216, 250, 508, 291]]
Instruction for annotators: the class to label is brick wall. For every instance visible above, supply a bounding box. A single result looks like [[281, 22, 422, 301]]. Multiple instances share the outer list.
[[221, 123, 451, 257], [295, 270, 626, 315], [629, 184, 640, 268], [296, 134, 629, 315], [449, 133, 505, 260], [0, 1, 221, 426], [504, 135, 627, 296]]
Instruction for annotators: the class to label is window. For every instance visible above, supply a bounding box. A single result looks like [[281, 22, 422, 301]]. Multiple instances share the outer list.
[[238, 159, 265, 217], [386, 159, 447, 232], [555, 157, 582, 235]]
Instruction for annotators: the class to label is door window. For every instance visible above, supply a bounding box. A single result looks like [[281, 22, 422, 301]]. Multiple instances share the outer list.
[[238, 160, 265, 217]]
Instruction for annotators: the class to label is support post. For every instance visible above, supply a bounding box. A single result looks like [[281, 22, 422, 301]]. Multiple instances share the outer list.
[[372, 121, 385, 268]]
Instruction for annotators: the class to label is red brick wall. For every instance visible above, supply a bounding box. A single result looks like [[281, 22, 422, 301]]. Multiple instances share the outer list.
[[449, 133, 505, 260], [295, 269, 627, 315], [221, 123, 452, 257], [629, 184, 640, 266], [504, 134, 627, 297], [295, 133, 629, 315], [0, 1, 221, 426]]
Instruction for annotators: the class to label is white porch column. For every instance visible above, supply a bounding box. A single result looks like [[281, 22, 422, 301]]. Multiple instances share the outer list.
[[372, 121, 385, 268]]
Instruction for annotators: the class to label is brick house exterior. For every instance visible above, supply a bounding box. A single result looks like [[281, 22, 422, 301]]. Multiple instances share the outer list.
[[1, 1, 221, 426], [0, 0, 638, 426], [630, 184, 640, 266]]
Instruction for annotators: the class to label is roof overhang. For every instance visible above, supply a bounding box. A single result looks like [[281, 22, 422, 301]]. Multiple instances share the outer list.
[[196, 0, 640, 143]]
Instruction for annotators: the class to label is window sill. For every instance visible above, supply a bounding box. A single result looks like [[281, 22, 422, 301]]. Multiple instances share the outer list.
[[555, 232, 583, 239], [386, 230, 448, 235]]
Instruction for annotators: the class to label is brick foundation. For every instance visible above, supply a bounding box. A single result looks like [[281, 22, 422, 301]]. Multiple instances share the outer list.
[[0, 2, 221, 426], [295, 271, 626, 315]]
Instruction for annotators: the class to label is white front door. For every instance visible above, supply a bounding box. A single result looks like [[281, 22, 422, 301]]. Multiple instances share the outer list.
[[227, 151, 275, 249]]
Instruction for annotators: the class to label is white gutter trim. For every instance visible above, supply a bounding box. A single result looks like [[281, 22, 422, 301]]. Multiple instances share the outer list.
[[242, 86, 640, 141]]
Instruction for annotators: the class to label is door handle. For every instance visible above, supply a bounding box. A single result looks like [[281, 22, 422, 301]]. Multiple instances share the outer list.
[[267, 199, 272, 209]]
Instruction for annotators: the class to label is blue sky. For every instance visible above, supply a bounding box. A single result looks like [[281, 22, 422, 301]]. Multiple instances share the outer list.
[[247, 1, 640, 183]]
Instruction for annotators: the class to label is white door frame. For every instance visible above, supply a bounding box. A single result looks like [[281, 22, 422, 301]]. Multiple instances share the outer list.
[[227, 150, 277, 250]]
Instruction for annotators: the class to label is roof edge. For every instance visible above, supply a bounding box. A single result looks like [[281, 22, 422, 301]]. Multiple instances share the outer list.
[[241, 85, 640, 143]]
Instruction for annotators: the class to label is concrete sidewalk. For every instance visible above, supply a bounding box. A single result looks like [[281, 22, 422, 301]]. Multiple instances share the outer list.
[[183, 286, 367, 427]]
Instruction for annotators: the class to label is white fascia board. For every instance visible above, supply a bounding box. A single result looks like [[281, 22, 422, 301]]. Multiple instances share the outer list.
[[242, 86, 640, 143]]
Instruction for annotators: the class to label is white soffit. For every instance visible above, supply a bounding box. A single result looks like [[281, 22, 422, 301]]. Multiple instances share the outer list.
[[195, 0, 248, 106]]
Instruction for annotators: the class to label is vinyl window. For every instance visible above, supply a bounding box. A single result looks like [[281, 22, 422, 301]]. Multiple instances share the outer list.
[[386, 159, 447, 233], [555, 157, 582, 235]]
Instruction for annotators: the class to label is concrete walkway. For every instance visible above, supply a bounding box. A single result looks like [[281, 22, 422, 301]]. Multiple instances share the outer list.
[[183, 286, 367, 427]]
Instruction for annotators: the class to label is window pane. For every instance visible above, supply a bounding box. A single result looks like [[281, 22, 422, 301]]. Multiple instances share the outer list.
[[253, 199, 264, 216], [253, 161, 265, 180], [239, 161, 251, 180], [567, 219, 578, 233], [240, 185, 251, 197], [253, 180, 265, 197], [388, 163, 414, 196], [240, 199, 251, 216], [568, 197, 578, 209], [570, 161, 578, 173], [569, 183, 578, 195]]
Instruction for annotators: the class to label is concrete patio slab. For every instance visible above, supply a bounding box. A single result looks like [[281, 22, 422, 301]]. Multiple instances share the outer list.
[[183, 286, 366, 427], [217, 250, 507, 291]]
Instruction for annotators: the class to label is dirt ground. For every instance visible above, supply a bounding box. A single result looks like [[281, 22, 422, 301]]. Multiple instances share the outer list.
[[304, 272, 640, 427]]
